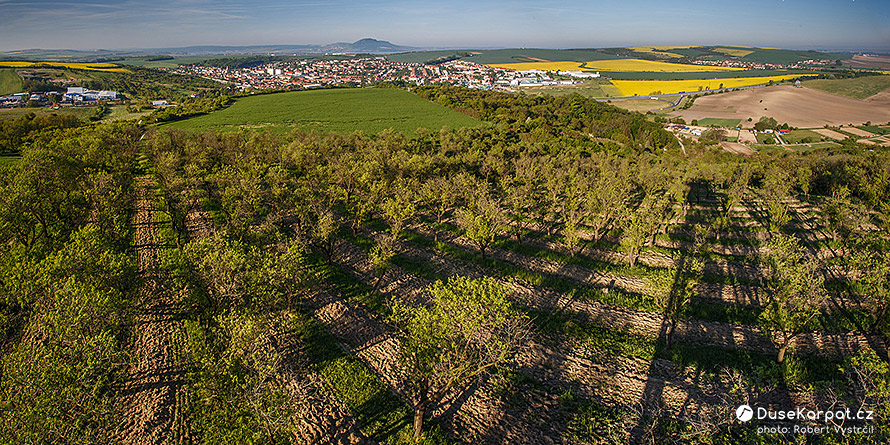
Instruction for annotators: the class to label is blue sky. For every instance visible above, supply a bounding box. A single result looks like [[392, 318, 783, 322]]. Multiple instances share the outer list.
[[0, 0, 887, 51]]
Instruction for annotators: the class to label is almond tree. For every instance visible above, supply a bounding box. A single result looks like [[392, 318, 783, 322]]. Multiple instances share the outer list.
[[585, 160, 631, 246], [652, 225, 709, 350], [456, 192, 505, 261], [759, 166, 793, 233], [713, 164, 749, 241], [390, 276, 530, 441], [619, 194, 662, 268], [758, 233, 827, 363]]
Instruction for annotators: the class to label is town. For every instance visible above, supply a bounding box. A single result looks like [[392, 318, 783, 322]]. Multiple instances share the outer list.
[[172, 57, 594, 91]]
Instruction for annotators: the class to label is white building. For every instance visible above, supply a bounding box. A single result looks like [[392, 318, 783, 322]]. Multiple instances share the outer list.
[[559, 70, 600, 79]]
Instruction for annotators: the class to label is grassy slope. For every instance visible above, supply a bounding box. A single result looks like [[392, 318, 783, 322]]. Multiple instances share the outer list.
[[0, 105, 96, 122], [166, 88, 483, 134], [804, 75, 890, 100], [0, 69, 23, 95], [697, 118, 742, 127]]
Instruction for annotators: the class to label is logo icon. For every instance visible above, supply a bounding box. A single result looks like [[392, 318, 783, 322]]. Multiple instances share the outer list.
[[736, 405, 754, 422]]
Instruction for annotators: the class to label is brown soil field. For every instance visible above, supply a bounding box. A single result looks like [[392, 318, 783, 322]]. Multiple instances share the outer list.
[[813, 128, 848, 140], [719, 141, 755, 156], [841, 126, 877, 137], [842, 54, 890, 70], [738, 130, 758, 144], [669, 85, 890, 128]]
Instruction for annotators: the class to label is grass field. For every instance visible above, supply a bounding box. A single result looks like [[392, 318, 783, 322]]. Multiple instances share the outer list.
[[117, 56, 218, 69], [627, 46, 689, 58], [519, 80, 620, 98], [782, 129, 825, 143], [697, 118, 741, 127], [803, 75, 890, 99], [0, 69, 23, 95], [856, 125, 890, 135], [608, 99, 673, 112], [756, 133, 777, 144], [0, 61, 127, 72], [0, 105, 97, 122], [166, 88, 483, 134], [610, 74, 816, 96]]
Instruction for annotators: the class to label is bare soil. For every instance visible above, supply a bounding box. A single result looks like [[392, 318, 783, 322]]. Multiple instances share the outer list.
[[117, 177, 189, 445], [813, 128, 848, 140], [842, 55, 890, 70], [719, 141, 755, 156], [670, 85, 890, 128]]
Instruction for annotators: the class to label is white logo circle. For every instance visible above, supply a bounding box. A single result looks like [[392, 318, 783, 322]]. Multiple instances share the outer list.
[[736, 405, 754, 422]]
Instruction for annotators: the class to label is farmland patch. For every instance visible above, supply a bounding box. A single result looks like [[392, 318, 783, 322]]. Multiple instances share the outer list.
[[804, 75, 890, 100], [813, 128, 848, 140], [0, 69, 23, 95], [670, 84, 890, 128], [697, 118, 741, 127], [166, 88, 483, 134]]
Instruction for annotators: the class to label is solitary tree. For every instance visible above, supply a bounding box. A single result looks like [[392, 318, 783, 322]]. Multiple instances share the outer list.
[[758, 233, 827, 363], [390, 276, 530, 441]]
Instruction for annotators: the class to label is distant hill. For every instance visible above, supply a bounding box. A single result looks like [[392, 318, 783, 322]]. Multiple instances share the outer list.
[[0, 39, 418, 61]]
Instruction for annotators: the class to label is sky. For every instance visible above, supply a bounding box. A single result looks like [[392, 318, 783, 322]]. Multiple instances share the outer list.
[[0, 0, 888, 52]]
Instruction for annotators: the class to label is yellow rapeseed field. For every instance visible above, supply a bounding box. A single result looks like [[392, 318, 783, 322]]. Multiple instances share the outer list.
[[0, 61, 128, 72], [581, 59, 744, 72], [489, 58, 743, 73], [713, 47, 755, 57], [609, 74, 818, 96]]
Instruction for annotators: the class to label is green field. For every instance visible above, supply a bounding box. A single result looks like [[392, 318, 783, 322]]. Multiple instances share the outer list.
[[388, 48, 619, 65], [519, 79, 620, 98], [166, 88, 483, 134], [0, 69, 23, 95], [117, 56, 218, 69], [804, 75, 890, 100], [0, 105, 97, 122], [756, 133, 777, 144], [697, 118, 741, 127], [857, 125, 890, 135], [782, 129, 825, 143]]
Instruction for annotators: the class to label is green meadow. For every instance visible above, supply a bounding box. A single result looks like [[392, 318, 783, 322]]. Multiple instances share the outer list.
[[166, 88, 483, 134]]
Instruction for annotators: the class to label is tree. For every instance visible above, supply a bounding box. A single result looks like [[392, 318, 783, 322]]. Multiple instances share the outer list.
[[652, 225, 708, 350], [849, 247, 890, 335], [585, 159, 631, 246], [713, 164, 750, 241], [754, 116, 778, 132], [821, 185, 865, 242], [759, 166, 793, 233], [619, 194, 662, 268], [390, 276, 529, 441], [456, 193, 505, 261], [758, 234, 827, 363]]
